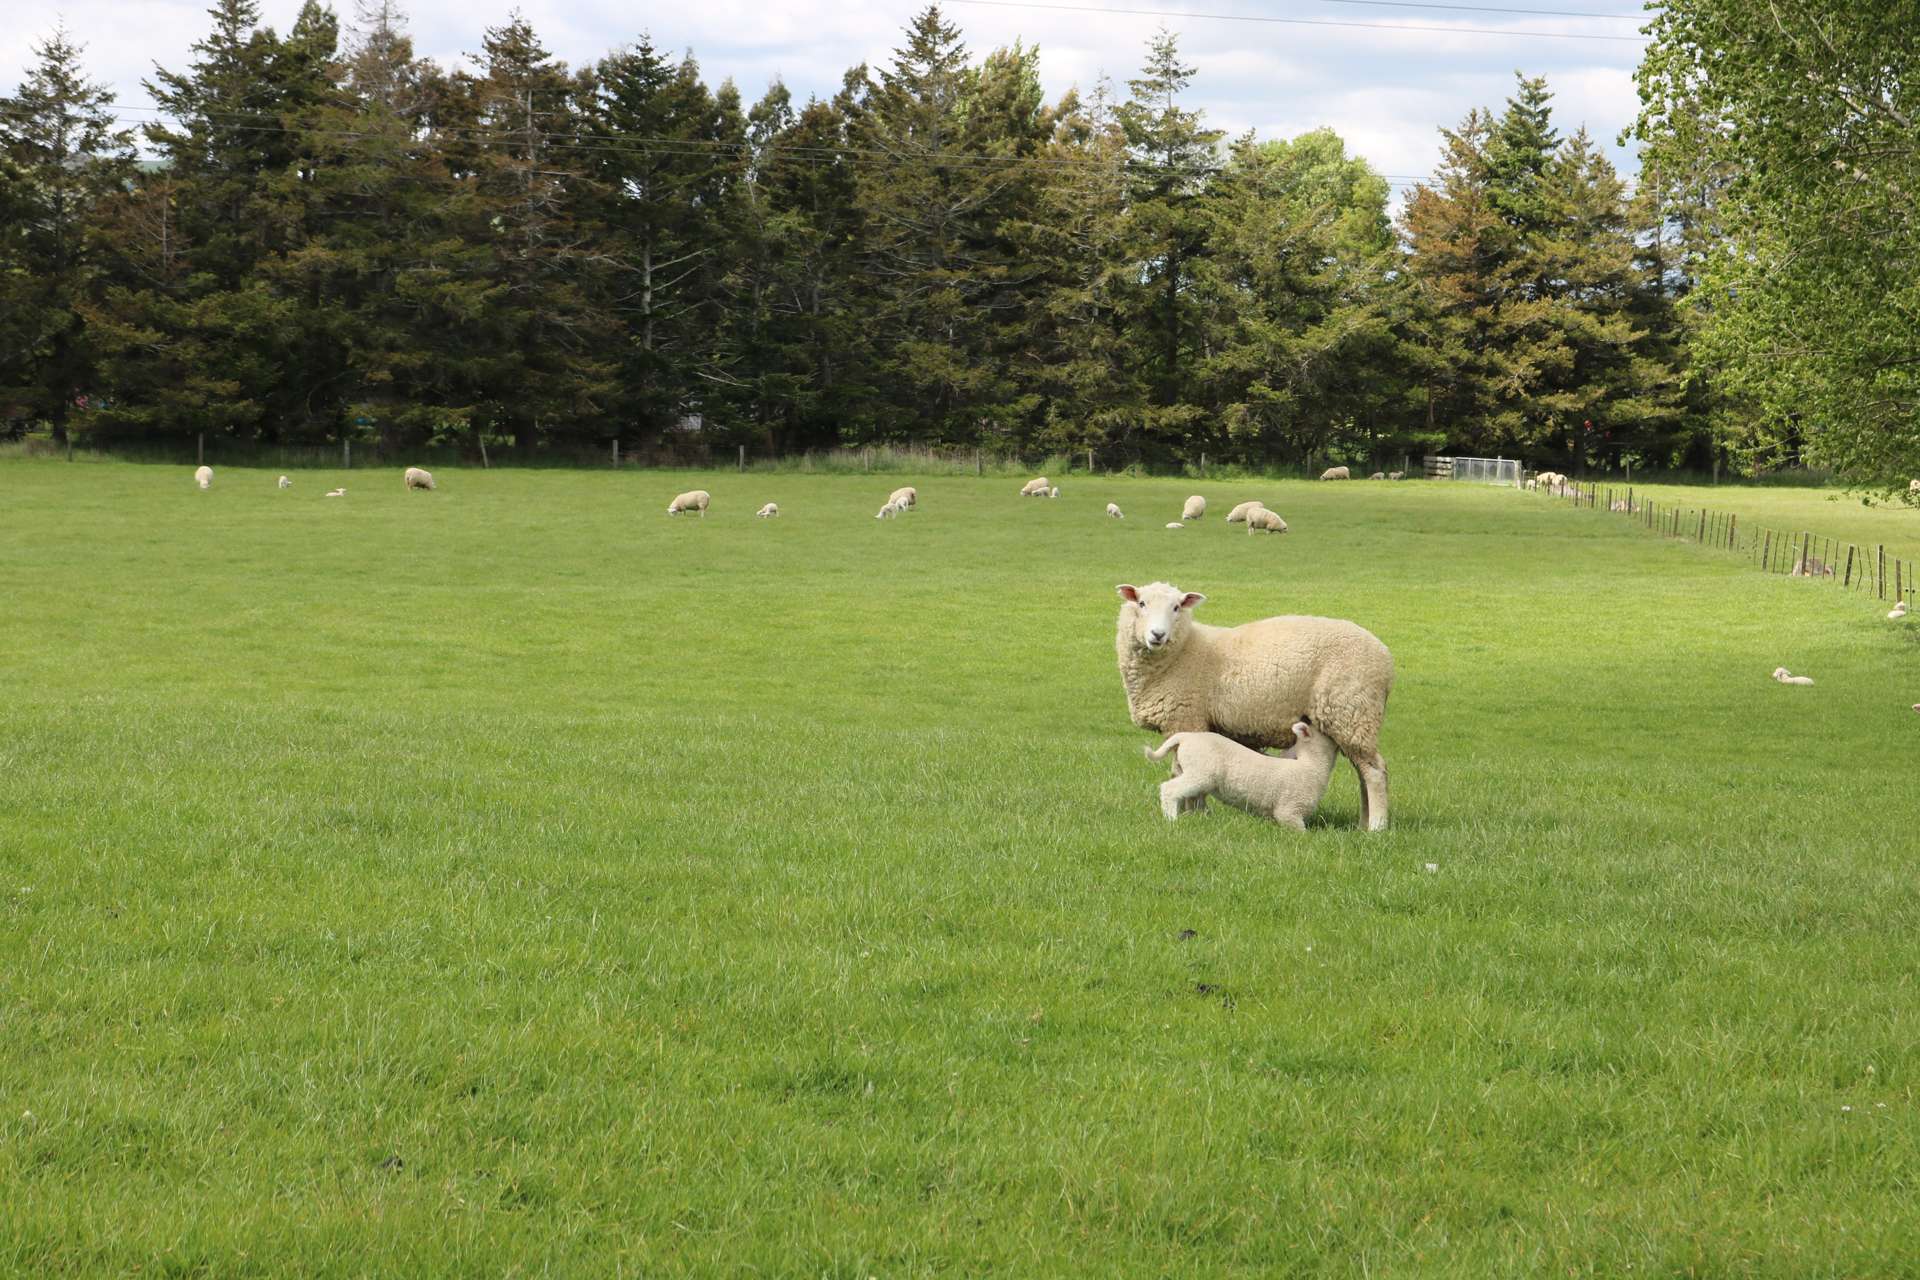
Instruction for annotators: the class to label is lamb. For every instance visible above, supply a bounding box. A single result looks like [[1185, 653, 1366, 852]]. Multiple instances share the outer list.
[[1107, 503, 1124, 519], [1115, 582, 1394, 830], [1165, 522, 1183, 529], [1368, 472, 1385, 480], [667, 489, 710, 517], [1790, 555, 1834, 578], [756, 502, 779, 518], [1224, 500, 1266, 524], [876, 499, 904, 519], [888, 486, 917, 510], [1182, 495, 1207, 520], [324, 487, 346, 498], [1020, 477, 1050, 497], [403, 466, 435, 491], [277, 475, 292, 490], [1387, 471, 1404, 481], [194, 465, 212, 490], [1889, 601, 1908, 620], [1145, 720, 1339, 831], [1771, 667, 1815, 685], [1246, 508, 1288, 535], [1319, 466, 1350, 481]]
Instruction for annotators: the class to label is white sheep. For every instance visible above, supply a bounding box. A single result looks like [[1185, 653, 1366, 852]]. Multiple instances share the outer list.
[[1115, 582, 1394, 830], [1145, 720, 1339, 831], [277, 475, 292, 490], [876, 500, 903, 519], [1910, 479, 1919, 493], [1107, 503, 1124, 519], [756, 502, 779, 518], [1224, 501, 1265, 524], [1368, 472, 1386, 480], [888, 486, 917, 510], [1387, 471, 1405, 481], [1020, 477, 1050, 497], [1889, 601, 1908, 619], [1771, 667, 1815, 685], [324, 488, 346, 498], [1182, 495, 1206, 520], [1319, 466, 1350, 481], [1165, 522, 1183, 529], [1246, 508, 1288, 535], [404, 466, 435, 491], [667, 489, 710, 517], [194, 465, 212, 490], [1048, 486, 1060, 499]]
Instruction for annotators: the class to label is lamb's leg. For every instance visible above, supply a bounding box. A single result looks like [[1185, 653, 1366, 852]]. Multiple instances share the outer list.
[[1349, 750, 1389, 831], [1160, 778, 1206, 820]]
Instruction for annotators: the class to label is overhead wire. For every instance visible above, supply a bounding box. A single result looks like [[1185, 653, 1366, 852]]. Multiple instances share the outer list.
[[941, 0, 1649, 41]]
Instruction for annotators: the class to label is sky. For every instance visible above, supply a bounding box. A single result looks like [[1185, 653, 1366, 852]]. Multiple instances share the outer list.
[[2, 0, 1653, 200]]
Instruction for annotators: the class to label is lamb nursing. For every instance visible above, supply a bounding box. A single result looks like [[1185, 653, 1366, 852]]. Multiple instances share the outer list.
[[1115, 582, 1394, 830], [1146, 720, 1339, 830]]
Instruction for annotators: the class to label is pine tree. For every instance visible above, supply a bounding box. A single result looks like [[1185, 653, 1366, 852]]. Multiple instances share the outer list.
[[0, 26, 137, 444]]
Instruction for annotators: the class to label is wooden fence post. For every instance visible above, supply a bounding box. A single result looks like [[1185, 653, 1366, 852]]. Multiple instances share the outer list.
[[975, 448, 982, 477], [1880, 545, 1887, 598], [1727, 514, 1735, 550], [1762, 529, 1772, 569], [1087, 447, 1094, 475], [1844, 544, 1855, 587], [738, 444, 746, 472], [344, 440, 351, 470], [1697, 510, 1706, 542], [612, 439, 620, 468], [197, 433, 204, 465]]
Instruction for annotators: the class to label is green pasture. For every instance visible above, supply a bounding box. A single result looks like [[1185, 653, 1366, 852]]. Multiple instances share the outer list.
[[2, 462, 1917, 1276]]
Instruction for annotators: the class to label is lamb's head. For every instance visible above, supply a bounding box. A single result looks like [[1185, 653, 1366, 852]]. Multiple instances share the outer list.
[[1116, 582, 1206, 655]]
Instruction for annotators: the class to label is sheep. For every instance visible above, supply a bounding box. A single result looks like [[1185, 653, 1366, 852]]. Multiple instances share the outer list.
[[277, 475, 292, 490], [1224, 501, 1266, 524], [1115, 581, 1394, 830], [667, 489, 710, 517], [1368, 472, 1386, 481], [1165, 522, 1183, 529], [888, 486, 917, 510], [1319, 466, 1350, 481], [756, 502, 779, 518], [1387, 471, 1404, 481], [1525, 478, 1538, 491], [1610, 499, 1629, 512], [1145, 720, 1339, 830], [1771, 667, 1815, 685], [1020, 477, 1050, 497], [1182, 495, 1207, 520], [1790, 555, 1834, 578], [403, 466, 435, 491], [1107, 503, 1124, 519], [1047, 486, 1060, 499], [1889, 601, 1909, 620], [876, 499, 904, 519], [324, 487, 346, 498], [1246, 508, 1288, 535], [194, 465, 212, 490], [1910, 479, 1920, 493]]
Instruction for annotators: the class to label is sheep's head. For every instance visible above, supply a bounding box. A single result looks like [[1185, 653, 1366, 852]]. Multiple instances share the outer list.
[[1116, 582, 1205, 654]]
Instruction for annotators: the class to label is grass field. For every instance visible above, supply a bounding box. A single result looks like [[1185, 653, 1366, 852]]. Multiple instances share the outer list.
[[3, 462, 1918, 1276]]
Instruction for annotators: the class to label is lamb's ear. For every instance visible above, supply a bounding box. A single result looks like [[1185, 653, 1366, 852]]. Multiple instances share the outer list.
[[1292, 721, 1312, 740], [1179, 592, 1206, 610], [1116, 584, 1141, 603]]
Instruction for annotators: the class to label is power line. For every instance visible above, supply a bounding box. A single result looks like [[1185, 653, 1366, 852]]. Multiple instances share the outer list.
[[942, 0, 1650, 41], [1236, 0, 1643, 17]]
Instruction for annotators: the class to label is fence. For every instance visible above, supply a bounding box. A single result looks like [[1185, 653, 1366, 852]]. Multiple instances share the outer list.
[[1538, 479, 1918, 609], [1426, 455, 1521, 486]]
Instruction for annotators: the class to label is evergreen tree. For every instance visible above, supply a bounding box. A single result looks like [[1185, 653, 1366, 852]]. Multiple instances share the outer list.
[[0, 26, 137, 444]]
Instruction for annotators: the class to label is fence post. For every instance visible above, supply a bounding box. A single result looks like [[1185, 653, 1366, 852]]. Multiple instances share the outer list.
[[1880, 546, 1887, 598], [976, 448, 982, 477], [738, 444, 746, 472], [1200, 451, 1207, 477], [197, 433, 204, 465], [1762, 529, 1771, 569], [1728, 514, 1735, 550], [612, 439, 619, 468], [344, 440, 351, 470], [1087, 447, 1094, 475], [479, 437, 489, 469], [1844, 544, 1855, 587], [1697, 510, 1705, 542]]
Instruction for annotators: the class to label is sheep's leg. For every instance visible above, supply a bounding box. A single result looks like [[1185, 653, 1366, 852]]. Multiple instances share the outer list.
[[1160, 778, 1206, 820], [1349, 751, 1389, 831]]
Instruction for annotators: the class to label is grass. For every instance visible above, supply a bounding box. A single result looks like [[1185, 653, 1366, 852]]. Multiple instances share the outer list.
[[2, 462, 1918, 1276]]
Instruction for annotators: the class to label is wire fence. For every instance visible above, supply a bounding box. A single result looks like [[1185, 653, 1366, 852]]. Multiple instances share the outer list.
[[1536, 478, 1919, 609]]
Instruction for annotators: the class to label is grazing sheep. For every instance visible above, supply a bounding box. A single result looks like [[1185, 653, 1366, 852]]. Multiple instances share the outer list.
[[404, 466, 435, 491], [1182, 495, 1207, 520], [1387, 471, 1404, 481], [876, 499, 904, 519], [324, 488, 346, 498], [1246, 508, 1288, 535], [1020, 477, 1050, 497], [1115, 582, 1394, 830], [1224, 500, 1265, 524], [1368, 472, 1386, 480], [756, 503, 779, 518], [1107, 503, 1124, 519], [1319, 466, 1350, 481], [667, 489, 710, 517], [277, 475, 292, 490], [888, 486, 917, 510], [1771, 667, 1815, 685], [1146, 720, 1339, 831], [194, 465, 213, 490], [1790, 555, 1834, 578]]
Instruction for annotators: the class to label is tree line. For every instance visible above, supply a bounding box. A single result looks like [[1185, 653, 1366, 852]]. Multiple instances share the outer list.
[[0, 0, 1904, 479]]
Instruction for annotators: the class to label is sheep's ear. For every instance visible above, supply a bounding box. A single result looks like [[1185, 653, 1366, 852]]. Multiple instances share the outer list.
[[1116, 584, 1140, 603], [1179, 592, 1206, 610]]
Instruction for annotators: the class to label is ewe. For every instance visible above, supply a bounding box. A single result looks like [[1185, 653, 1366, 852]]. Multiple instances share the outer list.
[[194, 465, 213, 490], [1246, 508, 1288, 535], [1115, 582, 1394, 830], [1146, 720, 1339, 830], [1182, 495, 1207, 520], [1319, 466, 1350, 481], [404, 467, 435, 491], [888, 486, 916, 510], [756, 503, 779, 518], [1020, 477, 1050, 497], [667, 490, 710, 517], [1224, 500, 1264, 524]]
